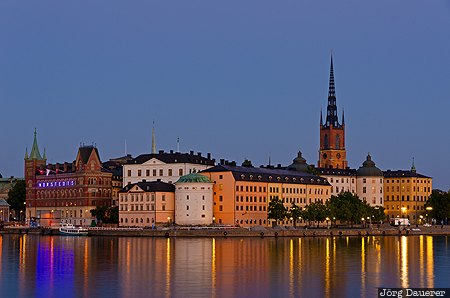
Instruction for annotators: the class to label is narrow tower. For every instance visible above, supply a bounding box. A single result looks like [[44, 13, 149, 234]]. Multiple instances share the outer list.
[[151, 121, 156, 154], [318, 55, 348, 169]]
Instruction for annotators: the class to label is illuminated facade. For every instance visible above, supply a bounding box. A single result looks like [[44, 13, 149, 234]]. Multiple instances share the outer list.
[[175, 173, 214, 225], [118, 180, 175, 227], [356, 154, 384, 207], [383, 167, 432, 222], [0, 198, 10, 222], [200, 162, 331, 227], [25, 131, 113, 226]]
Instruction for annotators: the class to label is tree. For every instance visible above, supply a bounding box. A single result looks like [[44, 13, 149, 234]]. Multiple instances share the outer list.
[[268, 197, 287, 225], [7, 180, 26, 220], [425, 190, 450, 222], [90, 206, 119, 224], [303, 201, 327, 227], [288, 202, 303, 227], [326, 192, 372, 227]]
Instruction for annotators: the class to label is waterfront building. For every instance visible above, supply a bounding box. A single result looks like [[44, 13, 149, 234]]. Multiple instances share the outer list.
[[356, 154, 384, 207], [200, 161, 331, 227], [24, 130, 113, 226], [383, 165, 432, 222], [0, 176, 24, 200], [318, 168, 357, 196], [118, 180, 175, 227], [0, 198, 10, 222], [318, 55, 348, 169], [123, 150, 215, 185], [174, 173, 214, 225]]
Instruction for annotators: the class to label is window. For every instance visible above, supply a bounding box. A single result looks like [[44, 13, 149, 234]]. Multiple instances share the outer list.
[[179, 169, 183, 176], [219, 205, 223, 211], [138, 170, 142, 177], [219, 175, 223, 179], [219, 195, 223, 202], [162, 205, 165, 211], [202, 205, 205, 210], [363, 178, 366, 183], [168, 169, 172, 176], [187, 205, 189, 210], [146, 170, 150, 176], [363, 187, 366, 194], [162, 195, 166, 201], [153, 169, 157, 176], [128, 170, 131, 176], [159, 169, 163, 176]]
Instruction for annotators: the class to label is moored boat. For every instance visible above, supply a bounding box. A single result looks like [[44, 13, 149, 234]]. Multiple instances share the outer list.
[[59, 224, 89, 236]]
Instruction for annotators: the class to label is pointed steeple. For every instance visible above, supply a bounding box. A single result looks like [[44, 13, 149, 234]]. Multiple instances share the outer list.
[[342, 107, 345, 125], [43, 147, 47, 160], [411, 157, 416, 173], [29, 128, 43, 160], [24, 147, 28, 160], [151, 121, 156, 154], [320, 108, 323, 126], [325, 54, 340, 128]]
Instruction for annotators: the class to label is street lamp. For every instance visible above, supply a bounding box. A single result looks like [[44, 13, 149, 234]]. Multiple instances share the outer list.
[[167, 217, 171, 226], [401, 207, 407, 219], [361, 217, 365, 228], [326, 217, 330, 229], [212, 216, 215, 225], [426, 207, 433, 224]]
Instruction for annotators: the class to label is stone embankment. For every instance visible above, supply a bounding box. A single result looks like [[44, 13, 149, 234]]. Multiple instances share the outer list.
[[1, 225, 450, 237]]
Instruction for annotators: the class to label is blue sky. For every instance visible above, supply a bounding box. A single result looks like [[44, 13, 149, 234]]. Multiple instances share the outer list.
[[1, 1, 449, 189]]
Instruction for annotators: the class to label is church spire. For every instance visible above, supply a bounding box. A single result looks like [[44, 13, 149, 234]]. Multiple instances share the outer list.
[[325, 54, 340, 128], [411, 157, 416, 173], [29, 128, 43, 160], [342, 107, 345, 125], [24, 147, 28, 160], [151, 121, 156, 154], [320, 108, 323, 126]]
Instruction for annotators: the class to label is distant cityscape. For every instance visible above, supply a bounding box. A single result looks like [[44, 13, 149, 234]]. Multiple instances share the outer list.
[[1, 56, 433, 228]]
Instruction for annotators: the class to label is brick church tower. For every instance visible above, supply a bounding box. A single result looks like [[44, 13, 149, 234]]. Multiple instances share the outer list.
[[24, 129, 46, 219], [318, 56, 348, 169]]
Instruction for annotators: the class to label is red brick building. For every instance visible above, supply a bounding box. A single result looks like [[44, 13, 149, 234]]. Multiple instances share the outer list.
[[25, 130, 112, 226]]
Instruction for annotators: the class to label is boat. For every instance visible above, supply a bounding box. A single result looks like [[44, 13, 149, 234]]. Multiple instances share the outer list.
[[59, 224, 89, 236]]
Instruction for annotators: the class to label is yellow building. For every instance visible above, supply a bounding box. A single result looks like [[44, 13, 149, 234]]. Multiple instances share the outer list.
[[118, 180, 175, 227], [200, 163, 331, 227], [383, 168, 432, 224]]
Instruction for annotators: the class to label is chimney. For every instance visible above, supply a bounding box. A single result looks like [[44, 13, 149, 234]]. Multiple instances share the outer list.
[[207, 153, 211, 159], [277, 164, 281, 168], [170, 150, 174, 154], [220, 159, 225, 165], [190, 150, 194, 155], [197, 152, 201, 157], [64, 162, 68, 172], [159, 150, 164, 154]]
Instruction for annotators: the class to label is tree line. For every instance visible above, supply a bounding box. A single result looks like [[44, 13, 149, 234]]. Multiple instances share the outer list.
[[268, 191, 386, 227]]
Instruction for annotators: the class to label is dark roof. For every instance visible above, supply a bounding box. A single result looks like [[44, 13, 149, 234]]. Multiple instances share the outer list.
[[383, 170, 431, 179], [356, 154, 383, 177], [128, 151, 215, 166], [201, 165, 330, 186], [318, 168, 356, 176], [119, 180, 175, 193], [79, 146, 99, 164]]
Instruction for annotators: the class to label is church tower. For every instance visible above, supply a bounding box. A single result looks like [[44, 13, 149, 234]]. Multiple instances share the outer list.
[[24, 129, 46, 219], [318, 55, 348, 169]]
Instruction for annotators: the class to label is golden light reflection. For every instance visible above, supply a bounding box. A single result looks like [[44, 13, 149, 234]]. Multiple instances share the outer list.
[[400, 236, 409, 288], [325, 237, 330, 298], [0, 236, 2, 275], [212, 238, 216, 298], [84, 238, 89, 298], [289, 239, 294, 297], [361, 237, 366, 298], [419, 236, 424, 288], [165, 238, 171, 298], [426, 236, 434, 288]]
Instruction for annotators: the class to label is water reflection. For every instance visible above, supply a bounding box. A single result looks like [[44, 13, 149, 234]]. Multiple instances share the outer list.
[[0, 235, 447, 297]]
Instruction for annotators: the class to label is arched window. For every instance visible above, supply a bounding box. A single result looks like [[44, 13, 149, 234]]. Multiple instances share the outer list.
[[335, 134, 340, 149], [324, 134, 329, 148]]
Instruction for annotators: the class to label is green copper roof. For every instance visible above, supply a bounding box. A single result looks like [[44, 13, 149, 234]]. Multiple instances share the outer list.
[[29, 129, 44, 160], [176, 173, 212, 184]]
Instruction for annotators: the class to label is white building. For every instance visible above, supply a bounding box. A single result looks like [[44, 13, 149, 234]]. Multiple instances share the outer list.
[[175, 173, 213, 225], [356, 154, 384, 207], [123, 150, 215, 185], [318, 168, 357, 196]]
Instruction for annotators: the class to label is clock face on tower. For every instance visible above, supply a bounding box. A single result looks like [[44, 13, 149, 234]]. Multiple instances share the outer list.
[[322, 153, 327, 160], [336, 153, 341, 159]]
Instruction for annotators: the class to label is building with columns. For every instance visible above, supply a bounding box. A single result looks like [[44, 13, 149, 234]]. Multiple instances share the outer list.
[[24, 130, 113, 227]]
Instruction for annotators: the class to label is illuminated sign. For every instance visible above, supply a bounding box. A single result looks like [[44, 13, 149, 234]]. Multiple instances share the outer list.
[[38, 180, 75, 188]]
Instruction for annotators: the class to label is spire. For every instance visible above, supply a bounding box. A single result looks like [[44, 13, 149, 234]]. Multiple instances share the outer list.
[[342, 107, 345, 125], [411, 157, 416, 173], [151, 121, 156, 154], [325, 53, 340, 128], [320, 108, 323, 126], [24, 147, 28, 160], [29, 128, 43, 160], [43, 147, 47, 160]]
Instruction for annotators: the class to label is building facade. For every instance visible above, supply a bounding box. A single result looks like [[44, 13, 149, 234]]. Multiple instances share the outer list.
[[123, 150, 215, 185], [318, 55, 348, 170], [25, 131, 113, 227], [356, 154, 384, 207], [0, 198, 10, 222], [118, 180, 175, 227], [174, 173, 214, 225], [318, 168, 357, 196], [383, 167, 432, 223], [102, 154, 134, 206], [200, 163, 331, 227]]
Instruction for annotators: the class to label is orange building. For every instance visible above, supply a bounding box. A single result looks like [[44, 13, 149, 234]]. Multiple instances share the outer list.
[[200, 163, 331, 227]]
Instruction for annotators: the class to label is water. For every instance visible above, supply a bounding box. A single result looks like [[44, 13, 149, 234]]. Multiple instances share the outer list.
[[0, 235, 448, 298]]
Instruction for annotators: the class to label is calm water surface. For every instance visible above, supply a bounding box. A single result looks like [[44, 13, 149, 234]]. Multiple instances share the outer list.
[[0, 234, 448, 298]]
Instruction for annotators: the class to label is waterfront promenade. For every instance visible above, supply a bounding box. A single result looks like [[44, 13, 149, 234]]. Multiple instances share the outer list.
[[2, 224, 450, 238]]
